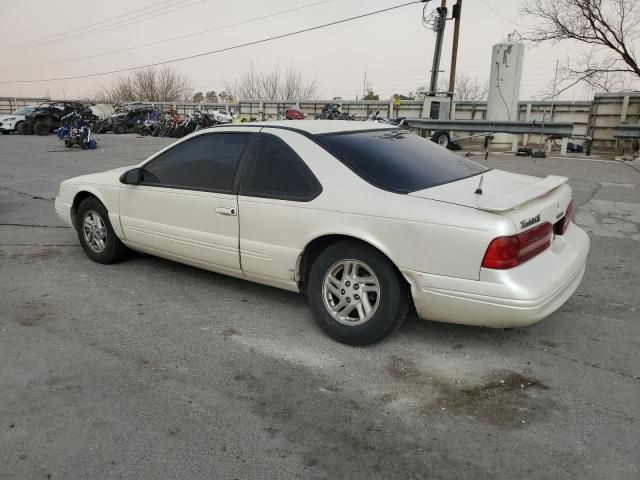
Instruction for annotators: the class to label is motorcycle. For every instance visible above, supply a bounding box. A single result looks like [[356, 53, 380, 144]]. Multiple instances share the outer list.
[[57, 111, 97, 149], [366, 110, 406, 127], [314, 103, 354, 120]]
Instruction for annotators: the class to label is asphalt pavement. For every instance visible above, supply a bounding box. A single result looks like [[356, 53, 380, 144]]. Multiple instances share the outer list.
[[1, 133, 639, 479]]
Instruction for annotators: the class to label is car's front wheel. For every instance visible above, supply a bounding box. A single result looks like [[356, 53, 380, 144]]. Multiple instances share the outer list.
[[307, 240, 409, 345], [76, 197, 128, 264]]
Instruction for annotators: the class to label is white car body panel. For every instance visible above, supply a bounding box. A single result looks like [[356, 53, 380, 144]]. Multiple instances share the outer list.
[[410, 170, 569, 212], [55, 120, 590, 329], [119, 186, 241, 274], [0, 106, 36, 132]]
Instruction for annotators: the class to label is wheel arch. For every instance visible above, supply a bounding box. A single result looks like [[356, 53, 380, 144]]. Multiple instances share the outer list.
[[70, 189, 109, 230], [296, 233, 408, 294]]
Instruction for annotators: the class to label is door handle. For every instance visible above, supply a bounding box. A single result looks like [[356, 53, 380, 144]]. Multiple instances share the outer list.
[[216, 206, 237, 216]]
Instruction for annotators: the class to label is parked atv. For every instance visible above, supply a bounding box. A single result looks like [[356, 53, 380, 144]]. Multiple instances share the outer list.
[[285, 108, 305, 120], [112, 106, 160, 134], [20, 102, 94, 136]]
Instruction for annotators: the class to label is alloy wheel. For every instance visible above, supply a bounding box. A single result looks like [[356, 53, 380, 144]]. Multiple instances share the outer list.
[[322, 259, 381, 326], [82, 210, 107, 253]]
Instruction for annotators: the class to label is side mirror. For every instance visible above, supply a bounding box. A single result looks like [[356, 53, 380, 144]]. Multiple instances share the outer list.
[[120, 167, 142, 185]]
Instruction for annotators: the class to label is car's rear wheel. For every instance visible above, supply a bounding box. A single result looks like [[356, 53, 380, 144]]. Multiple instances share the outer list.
[[76, 197, 128, 264], [307, 240, 409, 345], [114, 123, 126, 134]]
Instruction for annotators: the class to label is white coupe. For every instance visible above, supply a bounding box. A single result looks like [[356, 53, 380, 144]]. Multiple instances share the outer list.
[[55, 121, 590, 344]]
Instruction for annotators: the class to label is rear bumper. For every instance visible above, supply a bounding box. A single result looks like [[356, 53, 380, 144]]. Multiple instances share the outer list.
[[402, 223, 590, 328], [54, 197, 74, 228]]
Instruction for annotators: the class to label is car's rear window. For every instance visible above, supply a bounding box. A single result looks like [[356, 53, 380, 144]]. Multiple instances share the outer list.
[[316, 129, 487, 193]]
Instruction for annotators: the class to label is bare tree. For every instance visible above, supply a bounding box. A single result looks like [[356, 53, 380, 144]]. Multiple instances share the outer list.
[[522, 0, 640, 96], [225, 63, 318, 100], [451, 74, 488, 101], [413, 73, 489, 100], [96, 66, 193, 102]]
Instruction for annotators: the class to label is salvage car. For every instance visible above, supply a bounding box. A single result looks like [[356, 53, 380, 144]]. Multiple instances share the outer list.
[[55, 121, 590, 345], [0, 105, 36, 134]]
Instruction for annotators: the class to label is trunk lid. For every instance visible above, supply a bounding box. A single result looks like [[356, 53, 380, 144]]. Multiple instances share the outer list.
[[409, 169, 573, 232]]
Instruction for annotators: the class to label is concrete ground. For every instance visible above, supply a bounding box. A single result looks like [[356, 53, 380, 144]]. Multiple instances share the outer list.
[[1, 133, 638, 480]]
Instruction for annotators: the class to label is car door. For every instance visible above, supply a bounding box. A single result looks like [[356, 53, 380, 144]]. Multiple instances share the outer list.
[[119, 129, 258, 275], [237, 129, 323, 290]]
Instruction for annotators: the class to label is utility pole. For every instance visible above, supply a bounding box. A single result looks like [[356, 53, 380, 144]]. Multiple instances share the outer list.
[[448, 0, 462, 96], [428, 0, 447, 95], [362, 71, 367, 98]]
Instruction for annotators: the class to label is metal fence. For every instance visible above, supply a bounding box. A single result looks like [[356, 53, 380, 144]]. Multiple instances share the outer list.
[[2, 92, 638, 149]]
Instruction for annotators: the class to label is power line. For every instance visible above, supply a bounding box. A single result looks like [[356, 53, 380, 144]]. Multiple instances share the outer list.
[[5, 0, 335, 71], [3, 0, 207, 53], [0, 1, 420, 84], [6, 0, 176, 49], [477, 0, 530, 29]]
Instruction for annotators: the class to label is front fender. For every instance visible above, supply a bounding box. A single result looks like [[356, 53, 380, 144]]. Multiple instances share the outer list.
[[66, 185, 123, 238]]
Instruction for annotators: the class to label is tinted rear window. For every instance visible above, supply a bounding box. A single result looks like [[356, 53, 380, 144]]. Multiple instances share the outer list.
[[316, 129, 487, 193]]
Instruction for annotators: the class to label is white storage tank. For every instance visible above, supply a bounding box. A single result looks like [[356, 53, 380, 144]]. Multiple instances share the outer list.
[[486, 40, 525, 143]]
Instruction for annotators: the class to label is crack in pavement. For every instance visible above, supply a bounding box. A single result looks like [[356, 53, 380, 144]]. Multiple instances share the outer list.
[[0, 185, 54, 202], [582, 182, 603, 206], [0, 223, 71, 229], [0, 243, 79, 247], [524, 340, 639, 382]]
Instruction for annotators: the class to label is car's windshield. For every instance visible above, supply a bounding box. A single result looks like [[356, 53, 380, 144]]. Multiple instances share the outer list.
[[13, 107, 34, 115], [316, 129, 488, 194]]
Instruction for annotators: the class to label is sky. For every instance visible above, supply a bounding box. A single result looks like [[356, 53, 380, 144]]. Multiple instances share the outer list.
[[0, 0, 636, 101]]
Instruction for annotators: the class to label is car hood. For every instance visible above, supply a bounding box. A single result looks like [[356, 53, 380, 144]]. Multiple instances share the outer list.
[[408, 169, 568, 212], [64, 166, 133, 185]]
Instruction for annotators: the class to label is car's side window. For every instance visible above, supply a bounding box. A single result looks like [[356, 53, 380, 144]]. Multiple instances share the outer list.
[[240, 135, 322, 201], [141, 133, 253, 192]]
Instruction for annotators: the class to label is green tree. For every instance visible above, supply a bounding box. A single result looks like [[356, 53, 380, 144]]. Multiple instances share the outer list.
[[363, 89, 379, 100], [205, 90, 218, 103], [192, 92, 204, 103]]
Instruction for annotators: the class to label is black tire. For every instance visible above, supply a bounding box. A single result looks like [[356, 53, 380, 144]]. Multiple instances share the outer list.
[[431, 130, 450, 149], [64, 140, 74, 148], [93, 121, 106, 134], [22, 123, 34, 135], [307, 240, 409, 345], [15, 122, 26, 134], [34, 121, 50, 136], [114, 123, 126, 134], [76, 197, 128, 264]]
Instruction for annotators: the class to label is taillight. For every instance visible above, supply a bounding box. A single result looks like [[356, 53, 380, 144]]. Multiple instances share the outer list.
[[482, 223, 552, 269], [554, 200, 574, 235]]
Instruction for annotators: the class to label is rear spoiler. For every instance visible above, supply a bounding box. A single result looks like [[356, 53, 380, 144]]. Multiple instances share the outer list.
[[477, 175, 568, 212]]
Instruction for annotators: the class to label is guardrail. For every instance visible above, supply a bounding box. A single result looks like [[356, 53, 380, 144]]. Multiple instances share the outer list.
[[404, 119, 574, 137], [613, 124, 640, 139]]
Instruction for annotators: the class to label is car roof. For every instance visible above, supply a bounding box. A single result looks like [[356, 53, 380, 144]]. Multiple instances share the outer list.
[[238, 119, 398, 135]]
